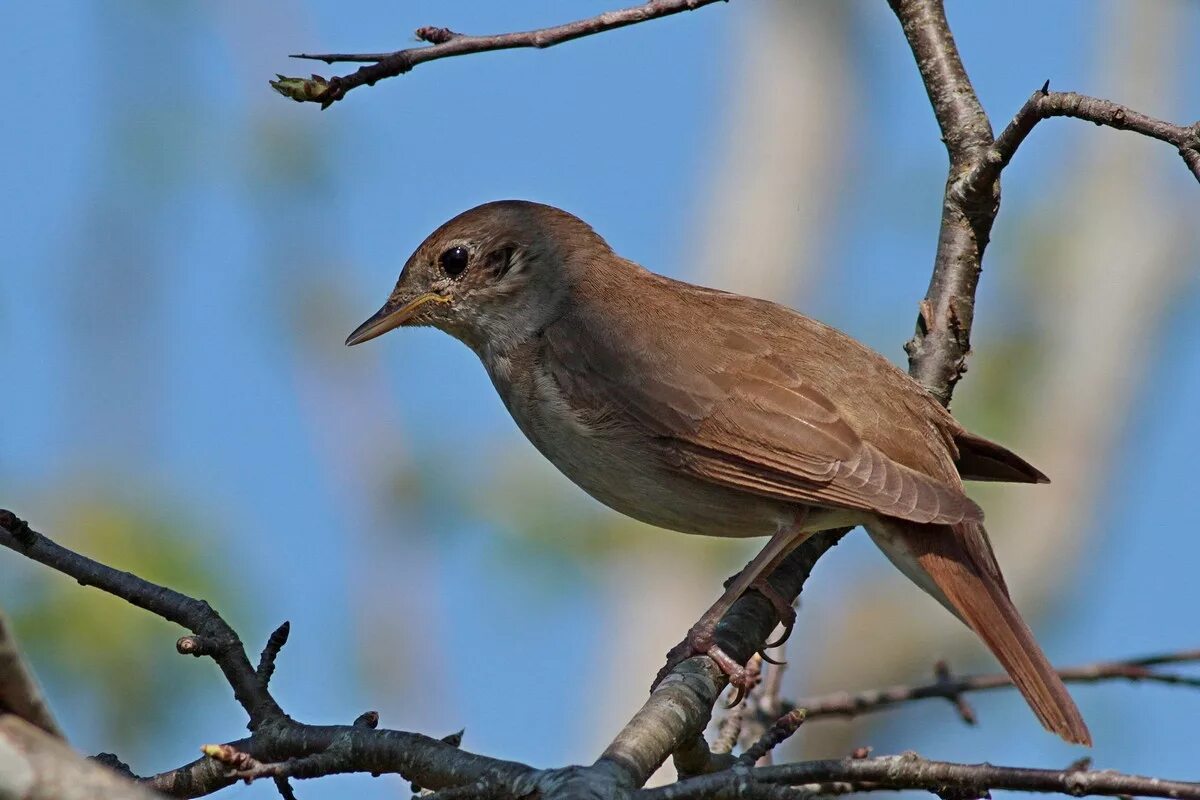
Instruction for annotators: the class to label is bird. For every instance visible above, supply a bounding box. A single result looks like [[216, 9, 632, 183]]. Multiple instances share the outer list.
[[346, 199, 1091, 746]]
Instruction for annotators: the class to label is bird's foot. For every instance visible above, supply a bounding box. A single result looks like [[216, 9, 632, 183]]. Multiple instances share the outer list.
[[750, 578, 796, 659], [720, 571, 797, 660], [651, 621, 760, 706]]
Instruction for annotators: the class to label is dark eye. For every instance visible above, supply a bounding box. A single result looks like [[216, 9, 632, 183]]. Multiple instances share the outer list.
[[439, 246, 469, 278]]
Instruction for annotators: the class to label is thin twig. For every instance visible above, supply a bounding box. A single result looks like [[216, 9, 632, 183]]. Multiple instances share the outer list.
[[642, 753, 1200, 800], [256, 621, 291, 688], [985, 85, 1200, 184], [711, 706, 743, 756], [795, 650, 1200, 722], [272, 0, 726, 109], [737, 709, 805, 768], [960, 82, 1200, 199]]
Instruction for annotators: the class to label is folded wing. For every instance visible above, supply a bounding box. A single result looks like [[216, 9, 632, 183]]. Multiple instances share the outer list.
[[543, 313, 981, 526]]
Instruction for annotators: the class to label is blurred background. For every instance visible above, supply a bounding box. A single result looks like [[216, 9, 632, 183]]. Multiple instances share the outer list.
[[2, 1, 1199, 796]]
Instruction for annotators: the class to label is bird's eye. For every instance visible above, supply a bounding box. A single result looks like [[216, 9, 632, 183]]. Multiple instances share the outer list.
[[439, 246, 470, 278]]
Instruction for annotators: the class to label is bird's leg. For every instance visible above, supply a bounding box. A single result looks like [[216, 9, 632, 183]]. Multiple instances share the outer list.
[[652, 518, 810, 699], [727, 571, 796, 654]]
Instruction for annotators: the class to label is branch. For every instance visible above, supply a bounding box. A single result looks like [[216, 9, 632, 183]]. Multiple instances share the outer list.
[[887, 0, 995, 403], [0, 506, 845, 799], [0, 716, 163, 800], [540, 529, 849, 800], [271, 0, 727, 109], [979, 85, 1200, 186], [0, 510, 535, 798], [887, 1, 1199, 404], [0, 509, 283, 731], [795, 650, 1200, 722], [642, 753, 1200, 800], [1, 610, 61, 737]]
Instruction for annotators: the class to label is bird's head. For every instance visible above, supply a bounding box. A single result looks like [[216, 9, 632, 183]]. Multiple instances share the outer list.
[[346, 200, 610, 354]]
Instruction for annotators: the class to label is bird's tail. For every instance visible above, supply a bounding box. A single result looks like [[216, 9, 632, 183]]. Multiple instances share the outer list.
[[865, 518, 1092, 746]]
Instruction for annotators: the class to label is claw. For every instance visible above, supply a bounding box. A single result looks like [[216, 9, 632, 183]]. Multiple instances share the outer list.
[[762, 613, 795, 649], [758, 648, 787, 666]]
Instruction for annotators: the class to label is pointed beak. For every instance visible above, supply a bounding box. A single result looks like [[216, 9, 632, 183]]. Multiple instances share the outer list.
[[345, 292, 451, 346]]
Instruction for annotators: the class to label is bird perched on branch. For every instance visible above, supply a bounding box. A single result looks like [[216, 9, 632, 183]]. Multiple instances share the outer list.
[[347, 200, 1090, 746]]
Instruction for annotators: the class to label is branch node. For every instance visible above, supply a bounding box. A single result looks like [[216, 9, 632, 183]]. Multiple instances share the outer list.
[[933, 660, 978, 725], [1066, 756, 1094, 772], [0, 509, 36, 547], [269, 73, 333, 105], [202, 743, 261, 774], [176, 634, 222, 657], [415, 26, 461, 44]]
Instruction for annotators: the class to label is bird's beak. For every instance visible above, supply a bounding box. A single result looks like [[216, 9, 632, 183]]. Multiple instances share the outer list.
[[345, 292, 451, 346]]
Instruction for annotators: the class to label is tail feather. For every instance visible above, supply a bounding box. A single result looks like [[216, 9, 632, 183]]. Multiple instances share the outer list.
[[866, 519, 1091, 746], [954, 430, 1050, 484]]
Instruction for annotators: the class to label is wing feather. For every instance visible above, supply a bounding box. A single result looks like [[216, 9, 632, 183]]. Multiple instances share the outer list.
[[543, 314, 981, 526]]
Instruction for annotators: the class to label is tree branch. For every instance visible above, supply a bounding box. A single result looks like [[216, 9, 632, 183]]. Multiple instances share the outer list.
[[0, 506, 845, 799], [793, 649, 1200, 722], [642, 753, 1200, 800], [0, 511, 535, 798], [887, 0, 995, 403], [0, 509, 284, 731], [0, 717, 163, 800], [593, 530, 847, 794], [270, 0, 727, 109], [981, 85, 1200, 185], [887, 0, 1200, 403]]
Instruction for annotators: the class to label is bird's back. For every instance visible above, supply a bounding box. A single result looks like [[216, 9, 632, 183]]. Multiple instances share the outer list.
[[565, 258, 966, 485]]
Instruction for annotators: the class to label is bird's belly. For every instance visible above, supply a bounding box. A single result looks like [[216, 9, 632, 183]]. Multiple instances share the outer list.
[[546, 435, 793, 537], [499, 375, 805, 538], [565, 442, 797, 537]]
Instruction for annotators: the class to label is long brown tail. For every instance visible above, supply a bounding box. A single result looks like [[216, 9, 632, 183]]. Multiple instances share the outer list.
[[866, 518, 1092, 746]]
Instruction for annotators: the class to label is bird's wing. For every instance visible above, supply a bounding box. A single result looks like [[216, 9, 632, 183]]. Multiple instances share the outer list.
[[543, 306, 981, 526]]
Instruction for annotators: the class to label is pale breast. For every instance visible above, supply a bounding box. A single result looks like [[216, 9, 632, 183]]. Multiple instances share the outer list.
[[485, 349, 806, 538]]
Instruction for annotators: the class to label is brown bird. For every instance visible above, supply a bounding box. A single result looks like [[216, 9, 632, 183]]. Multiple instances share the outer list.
[[347, 200, 1091, 745]]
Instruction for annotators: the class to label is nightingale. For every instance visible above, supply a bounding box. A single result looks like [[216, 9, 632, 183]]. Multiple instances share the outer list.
[[347, 200, 1091, 746]]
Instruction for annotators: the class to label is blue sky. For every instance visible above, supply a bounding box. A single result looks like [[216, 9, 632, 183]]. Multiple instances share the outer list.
[[2, 2, 1199, 797]]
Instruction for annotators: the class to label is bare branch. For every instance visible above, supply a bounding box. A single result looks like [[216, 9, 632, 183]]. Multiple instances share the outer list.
[[736, 709, 805, 768], [1, 611, 61, 737], [590, 529, 848, 795], [644, 753, 1200, 800], [271, 0, 727, 109], [980, 85, 1200, 185], [887, 0, 1199, 403], [795, 649, 1200, 722], [0, 509, 284, 730], [0, 717, 162, 800], [887, 0, 995, 403], [0, 511, 535, 798]]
